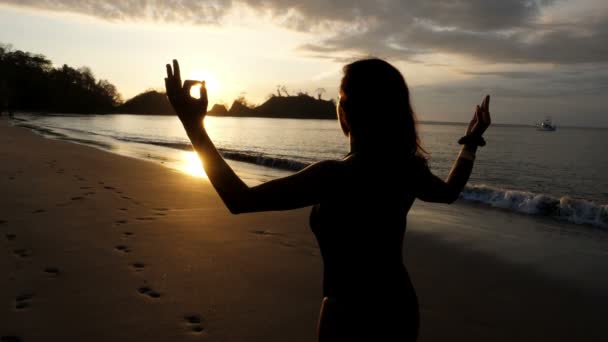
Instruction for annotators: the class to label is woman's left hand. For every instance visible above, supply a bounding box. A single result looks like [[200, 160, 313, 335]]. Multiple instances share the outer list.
[[165, 59, 208, 129], [466, 94, 491, 137]]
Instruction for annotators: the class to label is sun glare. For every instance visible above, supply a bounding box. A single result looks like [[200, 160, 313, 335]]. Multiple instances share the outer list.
[[188, 70, 219, 99], [180, 151, 206, 178]]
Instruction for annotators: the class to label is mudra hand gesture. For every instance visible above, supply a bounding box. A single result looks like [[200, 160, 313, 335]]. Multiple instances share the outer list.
[[466, 95, 491, 137], [165, 59, 208, 129]]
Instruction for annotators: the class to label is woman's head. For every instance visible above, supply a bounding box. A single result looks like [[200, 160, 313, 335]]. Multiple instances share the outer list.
[[338, 58, 423, 157]]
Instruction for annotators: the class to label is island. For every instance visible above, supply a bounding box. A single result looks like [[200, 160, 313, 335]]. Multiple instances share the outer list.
[[114, 90, 337, 120]]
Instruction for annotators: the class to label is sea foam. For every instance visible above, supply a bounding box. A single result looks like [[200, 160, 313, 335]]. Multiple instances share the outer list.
[[461, 185, 608, 229]]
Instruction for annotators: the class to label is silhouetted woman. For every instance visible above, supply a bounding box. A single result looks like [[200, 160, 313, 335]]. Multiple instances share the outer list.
[[165, 58, 491, 341]]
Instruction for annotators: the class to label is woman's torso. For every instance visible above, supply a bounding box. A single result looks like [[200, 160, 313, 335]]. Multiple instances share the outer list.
[[309, 152, 420, 300]]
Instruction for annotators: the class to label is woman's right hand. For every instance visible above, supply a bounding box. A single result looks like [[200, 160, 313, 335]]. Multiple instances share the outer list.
[[164, 59, 208, 130], [466, 95, 491, 137]]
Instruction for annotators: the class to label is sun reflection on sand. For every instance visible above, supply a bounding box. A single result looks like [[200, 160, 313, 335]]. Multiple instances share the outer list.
[[179, 151, 207, 178]]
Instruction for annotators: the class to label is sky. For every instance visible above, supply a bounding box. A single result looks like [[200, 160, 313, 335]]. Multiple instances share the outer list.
[[0, 0, 607, 126]]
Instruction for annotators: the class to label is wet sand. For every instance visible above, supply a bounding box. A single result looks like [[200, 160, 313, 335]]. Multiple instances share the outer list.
[[1, 117, 607, 341]]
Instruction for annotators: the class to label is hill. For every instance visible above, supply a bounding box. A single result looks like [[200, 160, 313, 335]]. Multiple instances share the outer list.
[[254, 95, 336, 119], [208, 104, 228, 116], [212, 95, 336, 120], [114, 90, 174, 115], [1, 44, 120, 114], [114, 91, 336, 120]]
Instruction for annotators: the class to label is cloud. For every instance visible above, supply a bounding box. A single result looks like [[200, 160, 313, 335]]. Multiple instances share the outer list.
[[2, 0, 608, 64], [296, 2, 608, 65], [0, 0, 232, 23]]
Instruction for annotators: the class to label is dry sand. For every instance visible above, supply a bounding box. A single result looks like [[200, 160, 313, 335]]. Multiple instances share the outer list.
[[1, 117, 607, 341]]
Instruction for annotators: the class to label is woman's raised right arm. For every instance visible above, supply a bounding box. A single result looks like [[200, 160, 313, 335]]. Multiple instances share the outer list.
[[165, 59, 338, 214]]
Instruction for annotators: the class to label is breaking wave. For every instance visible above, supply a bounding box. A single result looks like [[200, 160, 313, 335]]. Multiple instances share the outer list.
[[461, 185, 608, 229]]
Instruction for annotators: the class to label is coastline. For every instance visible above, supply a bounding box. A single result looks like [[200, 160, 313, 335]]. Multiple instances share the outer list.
[[1, 117, 607, 341]]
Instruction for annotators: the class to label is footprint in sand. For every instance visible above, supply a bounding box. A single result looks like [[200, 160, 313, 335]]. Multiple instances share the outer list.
[[115, 219, 128, 225], [137, 286, 161, 299], [121, 195, 132, 200], [250, 230, 298, 249], [184, 314, 205, 333], [83, 191, 95, 196], [136, 217, 156, 221], [15, 293, 33, 310], [80, 186, 92, 190], [104, 186, 115, 190], [0, 336, 22, 342], [115, 245, 131, 253], [5, 233, 16, 241], [131, 263, 145, 271], [0, 220, 6, 225], [13, 249, 31, 258], [118, 208, 128, 212], [71, 196, 84, 201], [123, 231, 134, 237], [32, 209, 45, 214], [250, 229, 277, 236], [44, 267, 60, 277]]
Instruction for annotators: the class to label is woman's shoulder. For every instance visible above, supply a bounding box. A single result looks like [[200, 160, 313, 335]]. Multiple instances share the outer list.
[[344, 151, 428, 168], [310, 152, 428, 179], [303, 159, 350, 179]]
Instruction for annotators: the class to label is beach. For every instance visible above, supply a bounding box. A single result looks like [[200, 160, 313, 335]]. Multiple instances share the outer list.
[[1, 117, 607, 341]]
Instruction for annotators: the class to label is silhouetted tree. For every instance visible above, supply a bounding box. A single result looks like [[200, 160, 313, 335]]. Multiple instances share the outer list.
[[280, 85, 290, 96], [316, 88, 326, 100], [0, 43, 122, 114], [235, 94, 249, 107]]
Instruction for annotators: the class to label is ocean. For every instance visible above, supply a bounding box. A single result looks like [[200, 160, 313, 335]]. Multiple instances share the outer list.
[[15, 113, 608, 229], [10, 113, 608, 292]]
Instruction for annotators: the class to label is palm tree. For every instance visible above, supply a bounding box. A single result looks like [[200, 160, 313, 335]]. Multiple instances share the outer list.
[[315, 88, 326, 100]]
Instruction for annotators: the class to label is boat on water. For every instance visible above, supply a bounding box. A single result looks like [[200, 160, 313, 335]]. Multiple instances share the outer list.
[[536, 117, 556, 131]]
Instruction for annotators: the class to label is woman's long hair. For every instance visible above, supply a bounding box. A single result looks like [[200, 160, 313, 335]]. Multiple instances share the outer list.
[[339, 58, 426, 158]]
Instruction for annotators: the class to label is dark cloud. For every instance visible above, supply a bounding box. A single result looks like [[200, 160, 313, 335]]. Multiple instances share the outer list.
[[302, 12, 608, 65], [0, 0, 231, 23], [2, 0, 607, 64]]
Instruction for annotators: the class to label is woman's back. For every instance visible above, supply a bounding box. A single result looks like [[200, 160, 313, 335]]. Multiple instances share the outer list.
[[310, 152, 420, 299], [164, 57, 491, 342]]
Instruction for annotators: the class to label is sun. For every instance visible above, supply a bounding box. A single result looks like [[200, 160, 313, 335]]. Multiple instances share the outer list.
[[188, 70, 219, 100]]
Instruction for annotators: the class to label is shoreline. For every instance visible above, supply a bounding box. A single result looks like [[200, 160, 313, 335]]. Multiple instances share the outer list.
[[13, 113, 608, 230], [1, 117, 607, 341]]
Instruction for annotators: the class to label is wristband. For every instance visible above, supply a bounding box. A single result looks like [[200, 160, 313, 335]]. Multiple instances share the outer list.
[[458, 134, 486, 147]]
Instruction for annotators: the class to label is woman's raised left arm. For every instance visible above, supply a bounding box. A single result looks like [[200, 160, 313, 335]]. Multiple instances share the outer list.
[[416, 95, 491, 203]]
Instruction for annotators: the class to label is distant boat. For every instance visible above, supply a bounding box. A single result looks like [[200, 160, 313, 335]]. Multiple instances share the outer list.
[[536, 117, 556, 131]]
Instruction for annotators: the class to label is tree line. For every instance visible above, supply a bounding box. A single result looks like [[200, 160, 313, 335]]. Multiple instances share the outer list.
[[0, 44, 121, 114]]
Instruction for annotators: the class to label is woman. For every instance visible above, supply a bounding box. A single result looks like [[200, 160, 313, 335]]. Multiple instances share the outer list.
[[164, 58, 491, 341]]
